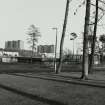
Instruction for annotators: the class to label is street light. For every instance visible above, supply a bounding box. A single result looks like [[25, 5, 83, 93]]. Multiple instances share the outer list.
[[70, 38, 75, 55], [52, 27, 58, 72], [70, 32, 77, 55]]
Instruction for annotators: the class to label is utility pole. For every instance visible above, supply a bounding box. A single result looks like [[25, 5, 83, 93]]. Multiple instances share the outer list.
[[70, 38, 74, 55], [57, 0, 70, 74], [52, 27, 58, 73]]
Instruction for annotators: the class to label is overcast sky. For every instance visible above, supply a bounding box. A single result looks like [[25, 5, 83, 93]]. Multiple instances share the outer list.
[[0, 0, 105, 53]]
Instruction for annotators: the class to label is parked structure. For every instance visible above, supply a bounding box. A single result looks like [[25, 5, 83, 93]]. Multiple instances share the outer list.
[[0, 48, 41, 63], [0, 48, 19, 57], [0, 48, 37, 57]]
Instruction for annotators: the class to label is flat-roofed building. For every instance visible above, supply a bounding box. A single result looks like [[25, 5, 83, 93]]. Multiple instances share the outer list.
[[37, 45, 54, 53], [5, 40, 24, 50]]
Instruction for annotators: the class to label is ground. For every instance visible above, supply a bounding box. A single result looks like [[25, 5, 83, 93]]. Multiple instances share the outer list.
[[0, 72, 105, 105], [0, 63, 105, 105], [0, 88, 48, 105]]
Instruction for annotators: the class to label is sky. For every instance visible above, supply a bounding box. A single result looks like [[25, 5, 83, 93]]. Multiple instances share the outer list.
[[0, 0, 105, 54]]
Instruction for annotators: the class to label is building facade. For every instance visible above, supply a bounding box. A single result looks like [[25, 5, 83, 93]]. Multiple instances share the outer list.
[[5, 40, 24, 50], [37, 45, 54, 53]]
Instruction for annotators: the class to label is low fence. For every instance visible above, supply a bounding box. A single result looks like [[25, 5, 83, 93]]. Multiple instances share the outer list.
[[0, 55, 84, 64], [0, 57, 42, 63], [0, 54, 100, 65]]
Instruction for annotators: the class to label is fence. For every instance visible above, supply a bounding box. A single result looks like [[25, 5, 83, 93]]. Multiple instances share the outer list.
[[0, 54, 100, 65]]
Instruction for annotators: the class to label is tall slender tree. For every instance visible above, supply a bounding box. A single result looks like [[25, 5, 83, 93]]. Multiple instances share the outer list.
[[56, 0, 70, 74], [89, 0, 99, 73], [81, 0, 91, 79]]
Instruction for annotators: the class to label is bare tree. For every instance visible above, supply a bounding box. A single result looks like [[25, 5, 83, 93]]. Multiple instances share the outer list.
[[27, 24, 41, 56], [81, 0, 91, 79], [89, 0, 99, 73], [73, 0, 105, 75], [56, 0, 70, 74]]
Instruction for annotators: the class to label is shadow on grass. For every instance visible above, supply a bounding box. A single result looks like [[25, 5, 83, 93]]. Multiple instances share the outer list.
[[0, 83, 66, 105]]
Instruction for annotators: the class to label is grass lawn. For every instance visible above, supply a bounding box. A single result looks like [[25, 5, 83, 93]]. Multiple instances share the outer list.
[[0, 63, 105, 73], [0, 63, 53, 73], [0, 63, 105, 105], [0, 74, 105, 105], [0, 88, 48, 105]]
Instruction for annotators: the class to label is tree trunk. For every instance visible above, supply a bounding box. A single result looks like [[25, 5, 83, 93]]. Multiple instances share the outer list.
[[56, 0, 70, 74], [89, 0, 99, 73], [81, 0, 91, 79]]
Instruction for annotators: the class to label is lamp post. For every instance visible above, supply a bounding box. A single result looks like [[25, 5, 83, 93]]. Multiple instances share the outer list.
[[52, 27, 58, 72], [70, 32, 77, 55], [70, 38, 75, 55]]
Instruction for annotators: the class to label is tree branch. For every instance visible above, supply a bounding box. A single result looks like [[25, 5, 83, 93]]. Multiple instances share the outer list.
[[91, 3, 105, 12], [89, 12, 105, 25], [98, 0, 105, 5]]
